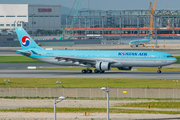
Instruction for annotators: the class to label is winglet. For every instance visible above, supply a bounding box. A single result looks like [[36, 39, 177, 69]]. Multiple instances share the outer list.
[[14, 27, 44, 50]]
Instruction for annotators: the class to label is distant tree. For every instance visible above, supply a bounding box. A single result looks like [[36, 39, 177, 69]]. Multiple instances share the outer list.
[[28, 31, 32, 34], [2, 29, 8, 32]]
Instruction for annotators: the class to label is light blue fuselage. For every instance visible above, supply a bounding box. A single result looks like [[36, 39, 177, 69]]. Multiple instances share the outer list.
[[18, 50, 177, 67], [129, 39, 151, 45]]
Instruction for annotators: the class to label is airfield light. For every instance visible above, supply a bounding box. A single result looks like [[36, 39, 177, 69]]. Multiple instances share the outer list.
[[56, 81, 62, 87], [101, 86, 110, 120], [54, 96, 66, 120], [4, 79, 10, 87], [173, 80, 178, 88]]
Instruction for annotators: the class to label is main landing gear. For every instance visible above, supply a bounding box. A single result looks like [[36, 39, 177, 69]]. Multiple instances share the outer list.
[[81, 69, 105, 73], [82, 69, 92, 73], [94, 69, 105, 73], [157, 66, 162, 74]]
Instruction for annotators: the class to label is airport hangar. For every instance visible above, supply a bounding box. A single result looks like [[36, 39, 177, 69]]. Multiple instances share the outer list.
[[0, 4, 61, 32]]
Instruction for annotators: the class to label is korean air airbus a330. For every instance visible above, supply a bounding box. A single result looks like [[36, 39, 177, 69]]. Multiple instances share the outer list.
[[129, 31, 151, 47], [15, 27, 177, 74]]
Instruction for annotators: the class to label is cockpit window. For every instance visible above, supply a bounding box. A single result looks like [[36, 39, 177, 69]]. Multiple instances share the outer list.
[[167, 55, 173, 58]]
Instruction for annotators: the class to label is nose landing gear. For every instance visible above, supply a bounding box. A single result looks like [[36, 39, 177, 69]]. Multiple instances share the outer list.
[[157, 66, 162, 74]]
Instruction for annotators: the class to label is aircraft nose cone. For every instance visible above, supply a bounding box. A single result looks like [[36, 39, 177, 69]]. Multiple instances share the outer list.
[[171, 58, 177, 64]]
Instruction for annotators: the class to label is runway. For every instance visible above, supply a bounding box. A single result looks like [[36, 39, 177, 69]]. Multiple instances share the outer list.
[[0, 70, 180, 79], [1, 64, 180, 69]]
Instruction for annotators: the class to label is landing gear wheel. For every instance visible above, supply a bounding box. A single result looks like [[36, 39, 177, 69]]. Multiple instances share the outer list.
[[157, 70, 161, 74], [82, 69, 87, 73], [136, 45, 138, 47], [94, 69, 99, 73], [100, 70, 105, 73], [87, 69, 92, 73]]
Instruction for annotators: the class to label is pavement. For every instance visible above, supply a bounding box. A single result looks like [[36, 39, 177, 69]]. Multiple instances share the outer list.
[[0, 70, 180, 79], [1, 112, 180, 120], [1, 64, 180, 69]]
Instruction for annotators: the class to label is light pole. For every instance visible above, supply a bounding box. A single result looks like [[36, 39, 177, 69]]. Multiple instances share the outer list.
[[14, 21, 16, 27], [101, 86, 110, 120], [173, 80, 178, 88], [56, 81, 62, 87], [4, 79, 10, 87], [17, 21, 19, 27], [31, 13, 35, 38], [20, 21, 24, 28], [54, 96, 66, 120]]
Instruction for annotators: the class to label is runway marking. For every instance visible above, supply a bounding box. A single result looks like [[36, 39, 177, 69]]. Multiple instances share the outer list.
[[61, 76, 74, 78], [138, 76, 156, 78]]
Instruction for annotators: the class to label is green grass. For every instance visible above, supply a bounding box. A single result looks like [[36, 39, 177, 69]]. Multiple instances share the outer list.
[[116, 102, 180, 108], [0, 56, 45, 64], [0, 56, 180, 64], [0, 107, 179, 114], [175, 56, 180, 64], [0, 78, 180, 88]]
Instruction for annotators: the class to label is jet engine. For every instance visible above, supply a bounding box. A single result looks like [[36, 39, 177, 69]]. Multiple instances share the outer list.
[[117, 67, 132, 70], [95, 62, 111, 71]]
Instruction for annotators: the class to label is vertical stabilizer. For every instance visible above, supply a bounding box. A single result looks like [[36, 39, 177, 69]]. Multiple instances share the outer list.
[[14, 27, 44, 50], [146, 31, 151, 39]]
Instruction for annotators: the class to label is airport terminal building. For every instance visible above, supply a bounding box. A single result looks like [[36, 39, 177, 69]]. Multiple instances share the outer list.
[[0, 4, 61, 32]]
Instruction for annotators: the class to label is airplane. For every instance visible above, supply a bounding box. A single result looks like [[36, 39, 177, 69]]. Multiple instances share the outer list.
[[15, 27, 177, 74], [129, 31, 151, 47]]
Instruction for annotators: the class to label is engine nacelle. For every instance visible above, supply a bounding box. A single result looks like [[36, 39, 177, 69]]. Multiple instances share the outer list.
[[95, 62, 111, 71], [117, 67, 132, 70]]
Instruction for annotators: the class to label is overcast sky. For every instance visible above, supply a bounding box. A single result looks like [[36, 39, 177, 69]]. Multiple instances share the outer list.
[[0, 0, 179, 10]]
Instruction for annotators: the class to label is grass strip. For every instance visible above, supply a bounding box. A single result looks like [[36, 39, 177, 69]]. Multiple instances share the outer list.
[[116, 102, 180, 108], [0, 78, 180, 88], [0, 107, 179, 114], [0, 56, 45, 64], [0, 56, 180, 64]]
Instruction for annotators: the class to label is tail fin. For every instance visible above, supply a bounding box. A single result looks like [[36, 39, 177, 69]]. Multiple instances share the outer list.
[[146, 31, 151, 39], [15, 27, 44, 50]]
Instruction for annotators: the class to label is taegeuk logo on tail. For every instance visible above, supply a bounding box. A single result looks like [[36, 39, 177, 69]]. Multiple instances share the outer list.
[[21, 36, 31, 47]]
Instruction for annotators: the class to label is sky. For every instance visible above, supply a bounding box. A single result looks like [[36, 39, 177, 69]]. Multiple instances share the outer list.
[[0, 0, 180, 10]]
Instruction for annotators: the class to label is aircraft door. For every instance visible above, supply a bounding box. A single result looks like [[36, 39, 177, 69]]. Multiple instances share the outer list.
[[153, 54, 161, 65]]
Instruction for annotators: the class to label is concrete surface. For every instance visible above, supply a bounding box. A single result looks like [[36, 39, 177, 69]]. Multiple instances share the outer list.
[[1, 112, 180, 120], [0, 70, 180, 79], [1, 64, 180, 69]]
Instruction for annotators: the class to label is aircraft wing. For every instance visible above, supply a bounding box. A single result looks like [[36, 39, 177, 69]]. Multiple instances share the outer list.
[[36, 53, 117, 66], [55, 55, 97, 65]]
